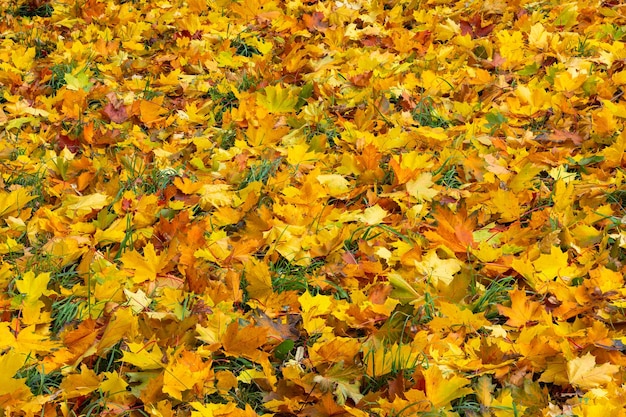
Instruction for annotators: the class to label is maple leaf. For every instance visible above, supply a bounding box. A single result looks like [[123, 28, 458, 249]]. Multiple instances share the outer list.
[[122, 341, 165, 370], [423, 365, 473, 408], [123, 288, 153, 313], [63, 318, 98, 355], [388, 273, 421, 304], [406, 172, 438, 202], [120, 243, 167, 283], [15, 271, 54, 325], [103, 93, 129, 123], [424, 205, 476, 254], [460, 14, 495, 38], [64, 71, 93, 92], [97, 307, 138, 354], [222, 321, 268, 359], [63, 193, 111, 219], [4, 0, 626, 412], [139, 99, 168, 126], [60, 365, 101, 398], [365, 343, 422, 377], [257, 84, 299, 113], [474, 375, 495, 406], [497, 289, 543, 328], [303, 12, 328, 32], [567, 353, 619, 389], [317, 174, 351, 197], [313, 363, 364, 405], [414, 250, 462, 287], [163, 350, 212, 400], [198, 184, 233, 209], [0, 188, 35, 218], [0, 350, 30, 396], [358, 204, 388, 225]]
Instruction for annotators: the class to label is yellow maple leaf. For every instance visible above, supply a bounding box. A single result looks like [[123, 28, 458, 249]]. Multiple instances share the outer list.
[[389, 273, 422, 304], [15, 271, 54, 325], [602, 131, 625, 168], [163, 352, 211, 401], [11, 46, 36, 71], [532, 246, 569, 282], [122, 341, 164, 370], [497, 288, 542, 328], [139, 99, 168, 125], [60, 365, 101, 398], [123, 288, 153, 314], [490, 189, 521, 223], [15, 325, 60, 356], [198, 184, 233, 209], [98, 307, 138, 354], [317, 174, 351, 197], [120, 243, 166, 283], [567, 353, 619, 389], [190, 402, 237, 417], [15, 271, 53, 302], [358, 204, 388, 225], [0, 350, 29, 395], [63, 193, 111, 219], [491, 388, 527, 417], [423, 365, 473, 408], [365, 343, 421, 377], [100, 371, 129, 397], [64, 71, 94, 92], [406, 172, 438, 202], [0, 188, 35, 219], [257, 84, 298, 113], [414, 250, 461, 286], [474, 375, 495, 406]]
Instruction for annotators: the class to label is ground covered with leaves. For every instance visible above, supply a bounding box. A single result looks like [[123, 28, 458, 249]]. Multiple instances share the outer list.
[[0, 0, 625, 415]]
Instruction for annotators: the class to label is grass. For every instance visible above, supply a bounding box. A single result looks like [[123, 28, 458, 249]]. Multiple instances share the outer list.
[[270, 256, 325, 293], [303, 117, 341, 148], [209, 356, 270, 413], [9, 0, 53, 17], [238, 157, 282, 190], [50, 263, 83, 290], [206, 87, 239, 125], [203, 381, 268, 414], [3, 168, 46, 210], [435, 166, 462, 189], [50, 294, 82, 333], [343, 224, 413, 256], [117, 155, 180, 197], [450, 395, 482, 415], [47, 63, 75, 91], [470, 275, 516, 319], [17, 364, 63, 396], [231, 38, 260, 58], [93, 341, 125, 374], [361, 340, 426, 396], [217, 127, 237, 150], [412, 97, 450, 128], [606, 188, 626, 208]]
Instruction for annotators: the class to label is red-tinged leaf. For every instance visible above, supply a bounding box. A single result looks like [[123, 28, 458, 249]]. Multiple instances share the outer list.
[[424, 205, 477, 254], [361, 35, 381, 47], [460, 21, 474, 37], [56, 133, 80, 153], [103, 102, 128, 123], [475, 23, 495, 37], [303, 12, 328, 32]]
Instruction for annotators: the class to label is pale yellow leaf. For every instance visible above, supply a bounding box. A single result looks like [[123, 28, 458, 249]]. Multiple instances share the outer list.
[[567, 353, 618, 389], [359, 205, 388, 225]]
